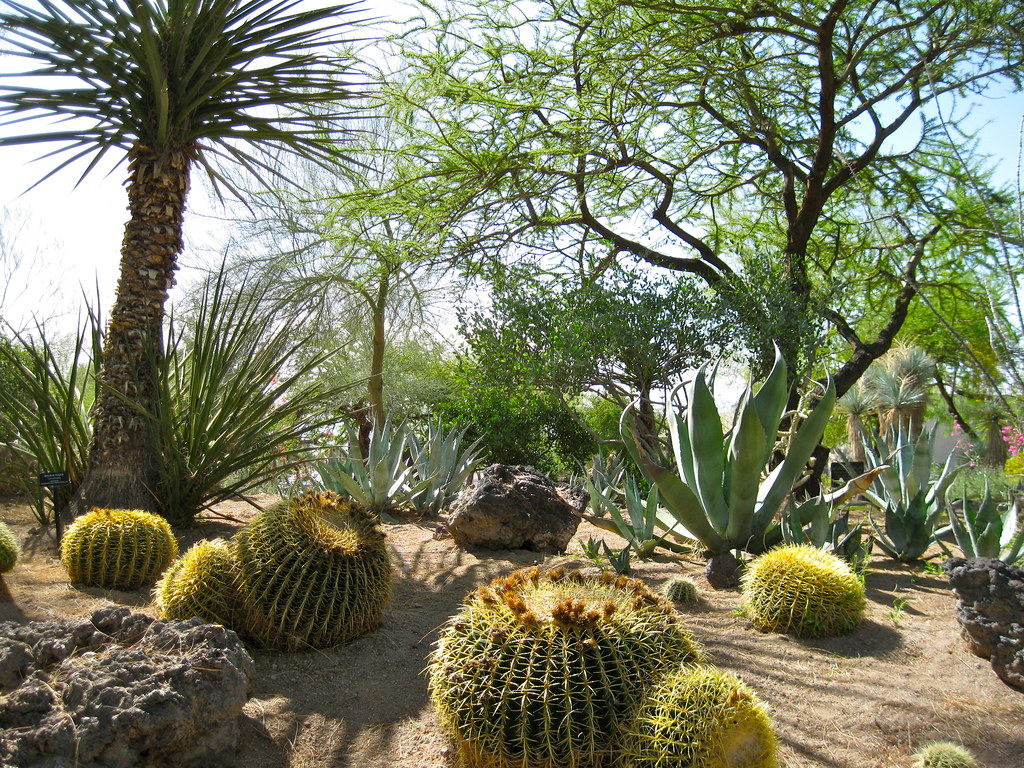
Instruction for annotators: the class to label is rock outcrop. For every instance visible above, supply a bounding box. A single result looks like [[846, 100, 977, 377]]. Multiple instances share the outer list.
[[943, 557, 1024, 693], [444, 464, 582, 553], [0, 606, 254, 767]]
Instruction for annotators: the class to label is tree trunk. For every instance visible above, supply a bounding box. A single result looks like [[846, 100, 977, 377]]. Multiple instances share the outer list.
[[367, 273, 390, 425], [65, 147, 190, 519]]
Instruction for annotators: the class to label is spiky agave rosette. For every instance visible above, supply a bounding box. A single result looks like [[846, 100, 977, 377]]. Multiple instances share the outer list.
[[155, 537, 240, 628], [428, 567, 704, 768], [235, 490, 392, 650], [618, 664, 778, 768], [741, 544, 865, 637], [60, 508, 178, 590]]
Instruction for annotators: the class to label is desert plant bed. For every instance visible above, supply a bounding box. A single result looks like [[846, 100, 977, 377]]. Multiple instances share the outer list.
[[0, 494, 1021, 768]]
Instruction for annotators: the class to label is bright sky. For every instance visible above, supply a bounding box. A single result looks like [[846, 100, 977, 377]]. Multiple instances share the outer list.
[[0, 3, 1022, 335]]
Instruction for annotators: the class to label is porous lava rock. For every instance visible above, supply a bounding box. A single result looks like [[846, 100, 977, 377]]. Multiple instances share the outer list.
[[943, 557, 1024, 692], [0, 606, 255, 767], [444, 464, 581, 553]]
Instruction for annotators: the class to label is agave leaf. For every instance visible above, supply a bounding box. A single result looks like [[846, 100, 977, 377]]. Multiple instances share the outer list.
[[687, 368, 728, 534], [643, 459, 727, 553], [751, 346, 788, 465], [725, 391, 768, 543]]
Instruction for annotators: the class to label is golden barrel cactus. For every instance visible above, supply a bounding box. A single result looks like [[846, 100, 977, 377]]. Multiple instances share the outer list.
[[234, 490, 392, 650], [60, 508, 178, 590], [619, 664, 778, 768], [155, 537, 240, 628], [741, 544, 865, 637], [428, 567, 704, 768]]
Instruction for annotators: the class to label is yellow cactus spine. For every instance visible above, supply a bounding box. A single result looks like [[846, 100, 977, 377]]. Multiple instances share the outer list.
[[60, 508, 178, 590], [155, 538, 240, 628], [741, 544, 865, 637]]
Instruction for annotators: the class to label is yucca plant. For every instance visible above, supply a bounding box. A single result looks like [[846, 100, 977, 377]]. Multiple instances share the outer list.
[[862, 422, 964, 562], [622, 347, 837, 575], [407, 422, 484, 514], [0, 314, 101, 527], [316, 416, 434, 516], [139, 270, 361, 525], [937, 482, 1024, 564]]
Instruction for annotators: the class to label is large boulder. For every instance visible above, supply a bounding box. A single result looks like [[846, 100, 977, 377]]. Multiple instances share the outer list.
[[0, 606, 255, 767], [943, 557, 1024, 693], [444, 464, 582, 554]]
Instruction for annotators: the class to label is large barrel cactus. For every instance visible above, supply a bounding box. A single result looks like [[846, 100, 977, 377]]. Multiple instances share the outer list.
[[741, 544, 865, 637], [428, 567, 704, 768], [619, 664, 778, 768], [60, 508, 178, 590], [0, 521, 20, 573], [234, 490, 392, 650], [155, 537, 240, 628]]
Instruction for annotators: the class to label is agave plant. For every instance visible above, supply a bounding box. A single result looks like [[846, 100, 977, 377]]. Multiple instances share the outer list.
[[577, 450, 629, 517], [576, 475, 693, 558], [937, 482, 1024, 564], [316, 416, 435, 516], [862, 423, 964, 562], [407, 422, 484, 514], [622, 347, 837, 570]]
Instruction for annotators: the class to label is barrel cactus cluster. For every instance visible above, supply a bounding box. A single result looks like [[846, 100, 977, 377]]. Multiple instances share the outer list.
[[428, 566, 778, 768], [60, 508, 178, 590], [155, 490, 393, 651], [741, 544, 866, 637]]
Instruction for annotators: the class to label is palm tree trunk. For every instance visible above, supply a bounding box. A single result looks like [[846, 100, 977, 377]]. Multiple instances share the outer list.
[[66, 147, 190, 518]]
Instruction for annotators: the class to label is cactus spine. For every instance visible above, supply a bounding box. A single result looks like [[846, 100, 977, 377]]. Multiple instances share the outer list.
[[0, 521, 20, 573], [661, 575, 700, 605], [619, 664, 778, 768], [155, 538, 240, 628], [60, 508, 178, 590], [235, 490, 392, 650], [428, 567, 704, 768], [912, 742, 979, 768], [741, 544, 865, 637]]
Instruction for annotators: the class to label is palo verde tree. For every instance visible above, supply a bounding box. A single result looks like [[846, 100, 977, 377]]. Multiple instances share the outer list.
[[389, 0, 1023, 392], [461, 263, 732, 445], [0, 0, 365, 516]]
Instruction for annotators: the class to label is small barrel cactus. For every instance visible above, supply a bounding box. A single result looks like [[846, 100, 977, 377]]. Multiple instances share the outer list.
[[60, 508, 178, 590], [155, 538, 240, 628], [619, 664, 778, 768], [741, 544, 865, 637], [912, 741, 979, 768], [0, 520, 21, 573], [235, 490, 392, 650], [661, 575, 700, 605], [428, 566, 703, 768]]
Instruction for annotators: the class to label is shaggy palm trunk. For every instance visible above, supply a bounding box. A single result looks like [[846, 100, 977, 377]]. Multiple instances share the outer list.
[[66, 147, 190, 519]]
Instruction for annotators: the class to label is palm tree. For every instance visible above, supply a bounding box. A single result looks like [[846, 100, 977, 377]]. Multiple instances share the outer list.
[[0, 0, 364, 516]]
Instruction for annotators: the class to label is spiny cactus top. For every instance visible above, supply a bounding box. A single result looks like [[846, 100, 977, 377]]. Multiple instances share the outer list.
[[619, 664, 779, 768], [741, 544, 866, 637], [429, 566, 703, 768], [60, 508, 178, 590], [235, 490, 392, 650], [0, 520, 20, 573], [155, 537, 240, 628], [912, 741, 979, 768]]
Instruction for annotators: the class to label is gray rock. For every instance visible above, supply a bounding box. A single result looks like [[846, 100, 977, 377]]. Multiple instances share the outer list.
[[943, 557, 1024, 692], [444, 464, 581, 554], [0, 606, 255, 767]]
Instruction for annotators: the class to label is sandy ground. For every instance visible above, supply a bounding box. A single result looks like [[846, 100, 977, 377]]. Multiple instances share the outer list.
[[0, 494, 1021, 768]]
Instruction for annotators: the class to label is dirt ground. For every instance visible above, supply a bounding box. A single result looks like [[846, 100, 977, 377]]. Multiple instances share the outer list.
[[0, 494, 1021, 768]]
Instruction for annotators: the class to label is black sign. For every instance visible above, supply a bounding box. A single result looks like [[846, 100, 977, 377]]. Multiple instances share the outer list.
[[39, 472, 71, 487]]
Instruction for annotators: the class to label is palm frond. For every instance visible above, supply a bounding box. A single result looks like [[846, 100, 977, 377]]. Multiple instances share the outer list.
[[0, 0, 368, 193]]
